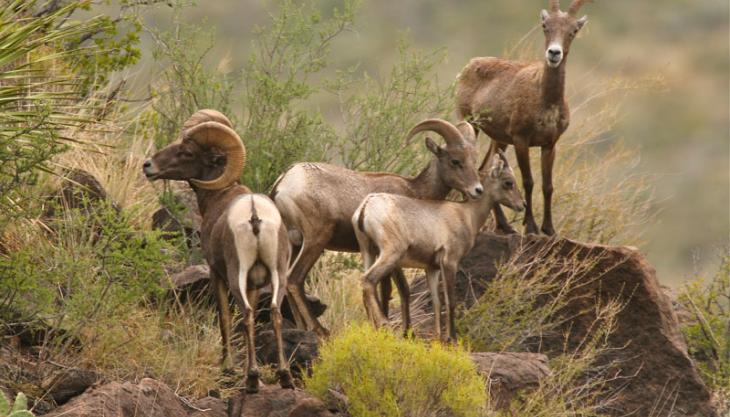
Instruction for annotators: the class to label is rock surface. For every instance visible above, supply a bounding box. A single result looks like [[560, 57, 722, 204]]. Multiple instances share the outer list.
[[470, 352, 551, 409], [44, 378, 224, 417], [425, 233, 716, 417], [41, 368, 101, 405], [256, 329, 319, 377], [227, 385, 339, 417]]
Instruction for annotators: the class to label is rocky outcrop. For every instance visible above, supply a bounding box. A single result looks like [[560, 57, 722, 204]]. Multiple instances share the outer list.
[[256, 329, 319, 377], [471, 352, 551, 409], [432, 233, 716, 417], [41, 368, 101, 405], [43, 378, 338, 417], [44, 378, 224, 417], [228, 385, 340, 417]]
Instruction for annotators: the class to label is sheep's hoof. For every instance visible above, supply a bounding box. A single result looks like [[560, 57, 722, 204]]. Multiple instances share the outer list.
[[541, 225, 556, 236], [495, 224, 518, 235], [524, 222, 540, 235], [313, 326, 330, 339], [277, 369, 295, 389], [245, 369, 260, 394]]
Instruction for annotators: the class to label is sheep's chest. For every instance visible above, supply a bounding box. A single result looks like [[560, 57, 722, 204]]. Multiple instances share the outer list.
[[528, 105, 568, 146]]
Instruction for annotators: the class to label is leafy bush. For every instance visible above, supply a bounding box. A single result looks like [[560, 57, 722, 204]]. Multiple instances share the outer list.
[[306, 324, 486, 417], [678, 252, 730, 412], [149, 0, 452, 193], [0, 200, 170, 342]]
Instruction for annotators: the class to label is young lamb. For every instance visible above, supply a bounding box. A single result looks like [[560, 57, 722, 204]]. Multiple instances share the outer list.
[[455, 0, 590, 236], [353, 151, 524, 342], [271, 119, 483, 337], [143, 109, 292, 393]]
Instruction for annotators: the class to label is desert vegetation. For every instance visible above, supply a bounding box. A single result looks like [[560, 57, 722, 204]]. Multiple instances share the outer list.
[[0, 1, 727, 417]]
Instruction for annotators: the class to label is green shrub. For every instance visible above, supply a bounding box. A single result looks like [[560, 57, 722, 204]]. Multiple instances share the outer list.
[[0, 200, 171, 340], [149, 0, 452, 193], [306, 324, 486, 417], [678, 252, 730, 411]]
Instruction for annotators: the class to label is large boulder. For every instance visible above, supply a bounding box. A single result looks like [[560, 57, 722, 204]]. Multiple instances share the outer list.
[[41, 368, 101, 405], [227, 385, 340, 417], [44, 378, 224, 417], [470, 352, 551, 409], [428, 233, 716, 417], [256, 329, 319, 377]]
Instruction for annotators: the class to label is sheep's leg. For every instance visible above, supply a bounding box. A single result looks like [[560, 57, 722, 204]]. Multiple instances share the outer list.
[[426, 267, 442, 342], [272, 283, 294, 389], [361, 250, 401, 328], [244, 288, 260, 394], [391, 268, 411, 334], [490, 142, 518, 234], [514, 138, 539, 235], [286, 230, 332, 337], [440, 260, 458, 343], [285, 244, 306, 330], [378, 276, 393, 318], [540, 145, 556, 236], [262, 231, 294, 390], [211, 270, 234, 372]]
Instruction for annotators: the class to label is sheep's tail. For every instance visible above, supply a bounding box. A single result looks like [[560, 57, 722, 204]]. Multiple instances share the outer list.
[[249, 195, 262, 236]]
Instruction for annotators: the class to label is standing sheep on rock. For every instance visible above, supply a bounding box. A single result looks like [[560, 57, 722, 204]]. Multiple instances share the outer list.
[[143, 110, 293, 393], [455, 0, 590, 235]]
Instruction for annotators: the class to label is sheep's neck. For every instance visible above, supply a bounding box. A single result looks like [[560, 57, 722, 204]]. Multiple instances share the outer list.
[[541, 60, 566, 105], [191, 186, 227, 218], [408, 159, 450, 200], [463, 186, 497, 235]]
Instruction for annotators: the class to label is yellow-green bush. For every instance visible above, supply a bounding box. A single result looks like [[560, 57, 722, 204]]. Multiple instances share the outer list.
[[306, 324, 486, 417]]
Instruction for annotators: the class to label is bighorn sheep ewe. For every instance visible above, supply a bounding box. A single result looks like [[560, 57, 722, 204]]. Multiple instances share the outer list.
[[353, 151, 524, 342], [455, 0, 590, 235], [271, 119, 483, 337], [143, 110, 293, 393]]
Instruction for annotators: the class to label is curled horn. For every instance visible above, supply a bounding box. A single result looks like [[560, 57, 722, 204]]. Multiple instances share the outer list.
[[549, 0, 560, 12], [455, 121, 477, 145], [406, 118, 465, 147], [183, 109, 232, 131], [186, 121, 246, 190], [568, 0, 591, 16]]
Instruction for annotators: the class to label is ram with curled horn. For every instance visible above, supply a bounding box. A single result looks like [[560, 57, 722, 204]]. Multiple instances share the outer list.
[[144, 109, 294, 393], [271, 118, 484, 336], [455, 0, 591, 236]]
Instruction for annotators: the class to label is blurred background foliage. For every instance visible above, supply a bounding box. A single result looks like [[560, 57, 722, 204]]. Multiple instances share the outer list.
[[121, 0, 729, 284]]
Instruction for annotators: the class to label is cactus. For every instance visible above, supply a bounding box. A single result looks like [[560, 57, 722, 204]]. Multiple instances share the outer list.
[[0, 392, 35, 417]]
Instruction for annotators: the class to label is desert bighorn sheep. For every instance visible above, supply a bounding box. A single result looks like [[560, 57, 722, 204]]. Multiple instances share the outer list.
[[353, 151, 524, 342], [271, 119, 483, 337], [455, 0, 590, 235], [143, 109, 293, 393]]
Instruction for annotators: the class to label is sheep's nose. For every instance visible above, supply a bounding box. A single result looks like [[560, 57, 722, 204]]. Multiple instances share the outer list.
[[474, 185, 484, 196], [143, 160, 152, 169], [548, 47, 562, 57]]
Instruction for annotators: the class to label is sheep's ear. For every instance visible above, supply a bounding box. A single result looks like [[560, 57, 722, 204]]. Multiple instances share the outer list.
[[541, 9, 549, 22], [425, 137, 443, 156], [489, 154, 504, 179], [576, 16, 588, 30]]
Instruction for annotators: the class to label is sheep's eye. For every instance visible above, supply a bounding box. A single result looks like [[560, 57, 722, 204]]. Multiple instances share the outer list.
[[178, 150, 194, 159], [503, 180, 514, 189], [450, 159, 462, 168]]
